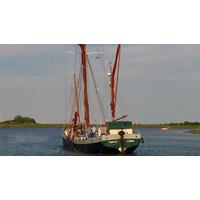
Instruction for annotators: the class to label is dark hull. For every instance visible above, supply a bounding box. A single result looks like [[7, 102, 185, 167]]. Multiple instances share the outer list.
[[63, 136, 139, 154]]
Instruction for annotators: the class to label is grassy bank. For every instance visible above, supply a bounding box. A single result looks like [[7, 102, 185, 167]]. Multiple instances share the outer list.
[[1, 116, 200, 129], [134, 124, 200, 129], [0, 124, 64, 128], [1, 123, 200, 129], [186, 129, 200, 134]]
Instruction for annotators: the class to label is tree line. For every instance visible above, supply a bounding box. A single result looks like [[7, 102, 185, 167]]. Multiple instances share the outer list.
[[0, 115, 37, 124]]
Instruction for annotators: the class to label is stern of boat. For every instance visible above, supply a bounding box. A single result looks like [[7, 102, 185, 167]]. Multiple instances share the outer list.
[[101, 132, 142, 154]]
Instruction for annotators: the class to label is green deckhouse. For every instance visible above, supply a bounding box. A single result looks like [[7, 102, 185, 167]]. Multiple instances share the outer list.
[[101, 120, 142, 153], [108, 121, 133, 130]]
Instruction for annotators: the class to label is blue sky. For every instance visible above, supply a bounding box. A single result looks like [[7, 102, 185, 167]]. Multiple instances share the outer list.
[[0, 44, 199, 123]]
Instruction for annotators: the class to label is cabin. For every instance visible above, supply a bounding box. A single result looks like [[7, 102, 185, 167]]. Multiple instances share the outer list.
[[108, 121, 133, 135]]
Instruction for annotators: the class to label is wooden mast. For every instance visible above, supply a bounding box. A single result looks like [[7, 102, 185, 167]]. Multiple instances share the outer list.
[[73, 73, 80, 125], [110, 44, 121, 120], [79, 44, 90, 128]]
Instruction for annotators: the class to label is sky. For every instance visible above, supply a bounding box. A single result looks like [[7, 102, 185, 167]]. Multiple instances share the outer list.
[[0, 44, 200, 124]]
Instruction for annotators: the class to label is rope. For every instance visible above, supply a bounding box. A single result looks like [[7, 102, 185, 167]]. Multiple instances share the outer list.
[[95, 45, 109, 120], [63, 45, 68, 129], [87, 55, 106, 123], [117, 96, 125, 116]]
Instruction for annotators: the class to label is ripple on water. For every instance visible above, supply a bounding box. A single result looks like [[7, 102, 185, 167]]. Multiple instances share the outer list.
[[0, 127, 200, 156]]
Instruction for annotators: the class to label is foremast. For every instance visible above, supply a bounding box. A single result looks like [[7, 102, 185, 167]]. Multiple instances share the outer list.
[[79, 44, 90, 128]]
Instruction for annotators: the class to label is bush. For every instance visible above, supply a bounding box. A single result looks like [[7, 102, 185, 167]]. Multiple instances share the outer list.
[[13, 115, 36, 124], [0, 115, 37, 124]]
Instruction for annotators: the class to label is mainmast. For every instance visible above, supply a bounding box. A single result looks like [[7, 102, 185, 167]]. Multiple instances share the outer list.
[[109, 44, 121, 120], [79, 44, 90, 128]]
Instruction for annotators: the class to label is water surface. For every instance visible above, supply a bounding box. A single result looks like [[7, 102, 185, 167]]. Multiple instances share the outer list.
[[0, 127, 199, 156]]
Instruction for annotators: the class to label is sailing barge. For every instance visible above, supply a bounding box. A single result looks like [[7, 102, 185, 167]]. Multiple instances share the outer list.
[[63, 44, 143, 154]]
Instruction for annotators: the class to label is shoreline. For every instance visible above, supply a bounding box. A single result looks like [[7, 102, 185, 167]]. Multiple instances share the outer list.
[[0, 124, 200, 129], [0, 124, 64, 128], [185, 129, 200, 134]]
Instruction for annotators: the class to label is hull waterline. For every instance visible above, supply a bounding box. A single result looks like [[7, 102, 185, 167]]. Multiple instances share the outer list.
[[62, 135, 141, 154]]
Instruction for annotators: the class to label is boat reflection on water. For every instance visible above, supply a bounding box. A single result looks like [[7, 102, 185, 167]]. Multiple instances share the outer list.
[[62, 145, 140, 156]]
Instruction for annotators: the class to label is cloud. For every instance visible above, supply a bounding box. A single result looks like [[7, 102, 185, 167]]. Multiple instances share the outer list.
[[0, 44, 67, 77], [119, 44, 200, 84], [0, 44, 66, 57], [0, 69, 67, 123], [0, 44, 199, 123]]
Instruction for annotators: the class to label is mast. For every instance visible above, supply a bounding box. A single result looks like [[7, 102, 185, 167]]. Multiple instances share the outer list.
[[79, 44, 90, 128], [110, 44, 121, 120], [73, 73, 80, 125]]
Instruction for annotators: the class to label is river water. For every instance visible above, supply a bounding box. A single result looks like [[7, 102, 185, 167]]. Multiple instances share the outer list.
[[0, 127, 199, 156]]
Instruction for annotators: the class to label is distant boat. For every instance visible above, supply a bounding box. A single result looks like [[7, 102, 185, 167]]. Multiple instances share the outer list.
[[62, 44, 143, 154], [161, 127, 169, 131]]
